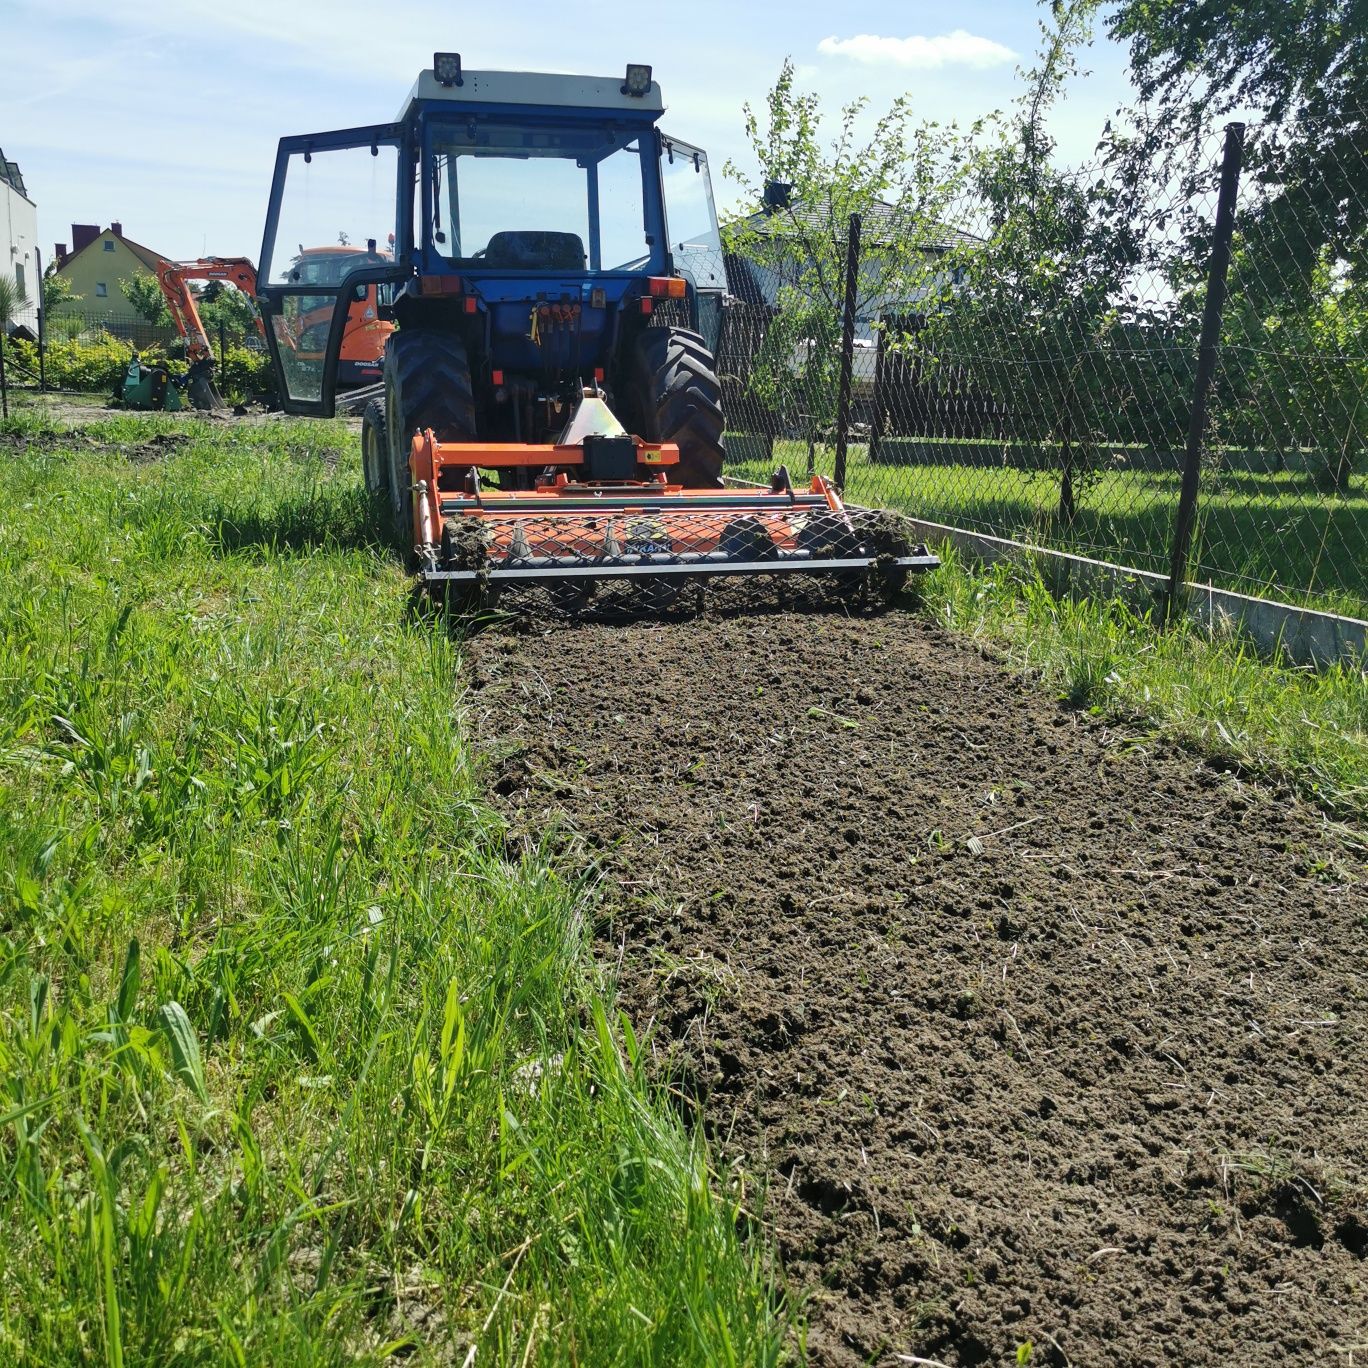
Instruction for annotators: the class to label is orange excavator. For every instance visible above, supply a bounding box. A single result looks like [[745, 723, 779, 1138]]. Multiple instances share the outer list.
[[132, 249, 394, 411], [153, 257, 262, 409]]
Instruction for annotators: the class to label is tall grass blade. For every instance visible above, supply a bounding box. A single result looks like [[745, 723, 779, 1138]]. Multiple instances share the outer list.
[[115, 937, 141, 1022]]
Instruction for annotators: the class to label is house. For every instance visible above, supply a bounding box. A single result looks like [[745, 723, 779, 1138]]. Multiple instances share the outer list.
[[716, 190, 990, 440], [52, 222, 166, 324], [1, 147, 39, 330], [723, 191, 980, 340]]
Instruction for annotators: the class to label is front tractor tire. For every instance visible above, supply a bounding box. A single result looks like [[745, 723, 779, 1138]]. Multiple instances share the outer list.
[[360, 400, 388, 497], [623, 327, 727, 488], [383, 330, 477, 538]]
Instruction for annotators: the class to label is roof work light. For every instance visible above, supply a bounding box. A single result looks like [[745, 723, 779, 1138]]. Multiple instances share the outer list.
[[434, 52, 463, 87], [622, 63, 653, 96]]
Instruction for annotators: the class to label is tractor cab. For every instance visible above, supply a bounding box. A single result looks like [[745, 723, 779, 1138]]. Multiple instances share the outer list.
[[255, 59, 724, 421]]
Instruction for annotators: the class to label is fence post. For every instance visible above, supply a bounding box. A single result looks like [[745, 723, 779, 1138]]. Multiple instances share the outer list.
[[868, 316, 889, 466], [1165, 122, 1245, 622], [34, 246, 46, 393], [833, 212, 862, 491]]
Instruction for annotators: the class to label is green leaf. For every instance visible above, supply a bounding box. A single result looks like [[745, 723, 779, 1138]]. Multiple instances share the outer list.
[[283, 991, 322, 1063], [440, 980, 466, 1101], [158, 1001, 209, 1102], [115, 938, 141, 1022]]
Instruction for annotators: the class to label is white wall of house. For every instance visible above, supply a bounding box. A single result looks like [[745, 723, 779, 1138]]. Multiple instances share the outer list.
[[2, 175, 39, 330]]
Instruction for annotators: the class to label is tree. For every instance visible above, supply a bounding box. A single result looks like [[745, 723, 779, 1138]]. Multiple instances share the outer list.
[[722, 59, 979, 442], [1218, 251, 1368, 492], [39, 268, 79, 315], [197, 280, 260, 339], [1105, 2, 1367, 490], [121, 274, 172, 326], [923, 2, 1161, 520], [0, 275, 33, 417], [1108, 0, 1367, 299]]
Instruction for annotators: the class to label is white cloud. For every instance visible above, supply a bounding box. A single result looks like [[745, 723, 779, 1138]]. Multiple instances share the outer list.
[[817, 29, 1016, 70]]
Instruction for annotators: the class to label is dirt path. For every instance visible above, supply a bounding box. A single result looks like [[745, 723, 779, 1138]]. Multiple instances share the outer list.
[[467, 605, 1367, 1367]]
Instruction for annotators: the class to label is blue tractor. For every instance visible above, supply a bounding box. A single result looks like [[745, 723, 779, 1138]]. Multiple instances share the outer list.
[[255, 56, 934, 603]]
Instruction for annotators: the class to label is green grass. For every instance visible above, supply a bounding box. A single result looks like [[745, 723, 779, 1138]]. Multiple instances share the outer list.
[[0, 406, 789, 1365], [920, 545, 1368, 823], [2, 399, 1361, 1365], [729, 439, 1368, 621]]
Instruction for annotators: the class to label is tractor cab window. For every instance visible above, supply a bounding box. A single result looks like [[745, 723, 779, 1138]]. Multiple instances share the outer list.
[[659, 136, 724, 291], [264, 143, 398, 287], [258, 128, 402, 412], [427, 122, 655, 272]]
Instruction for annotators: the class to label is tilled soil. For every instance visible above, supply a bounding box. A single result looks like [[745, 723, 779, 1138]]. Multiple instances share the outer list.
[[467, 605, 1367, 1367]]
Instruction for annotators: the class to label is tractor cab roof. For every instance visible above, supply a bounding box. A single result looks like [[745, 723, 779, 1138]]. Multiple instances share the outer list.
[[397, 67, 665, 121]]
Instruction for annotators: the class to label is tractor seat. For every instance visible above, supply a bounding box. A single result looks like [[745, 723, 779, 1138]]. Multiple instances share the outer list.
[[480, 230, 586, 270]]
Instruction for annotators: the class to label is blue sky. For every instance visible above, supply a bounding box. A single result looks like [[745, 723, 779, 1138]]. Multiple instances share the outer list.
[[0, 0, 1137, 265]]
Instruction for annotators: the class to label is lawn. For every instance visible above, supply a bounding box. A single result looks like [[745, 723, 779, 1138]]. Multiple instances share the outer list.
[[0, 405, 787, 1365], [729, 438, 1368, 620], [1, 400, 1363, 1366]]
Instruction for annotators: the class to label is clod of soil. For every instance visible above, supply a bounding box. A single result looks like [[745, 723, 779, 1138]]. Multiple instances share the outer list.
[[468, 607, 1367, 1367]]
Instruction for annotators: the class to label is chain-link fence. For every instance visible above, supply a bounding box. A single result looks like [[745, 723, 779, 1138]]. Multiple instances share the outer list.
[[704, 123, 1368, 621], [2, 310, 269, 405], [26, 311, 265, 355]]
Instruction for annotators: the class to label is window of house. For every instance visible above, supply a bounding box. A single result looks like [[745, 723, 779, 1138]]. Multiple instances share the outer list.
[[103, 240, 115, 251], [14, 264, 24, 296], [95, 282, 108, 297]]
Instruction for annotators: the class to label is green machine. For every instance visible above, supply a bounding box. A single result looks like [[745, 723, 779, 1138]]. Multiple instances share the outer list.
[[117, 352, 219, 411]]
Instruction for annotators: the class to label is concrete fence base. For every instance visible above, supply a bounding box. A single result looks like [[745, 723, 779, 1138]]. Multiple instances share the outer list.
[[898, 515, 1368, 667]]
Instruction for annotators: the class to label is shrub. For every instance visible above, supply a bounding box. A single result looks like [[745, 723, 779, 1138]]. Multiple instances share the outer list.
[[5, 332, 138, 394], [217, 343, 277, 403], [2, 332, 278, 404]]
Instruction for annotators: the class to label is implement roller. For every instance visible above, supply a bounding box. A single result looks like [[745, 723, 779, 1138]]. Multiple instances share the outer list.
[[407, 390, 936, 605]]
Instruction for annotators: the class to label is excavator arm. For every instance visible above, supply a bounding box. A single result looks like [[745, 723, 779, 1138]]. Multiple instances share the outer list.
[[155, 257, 262, 363]]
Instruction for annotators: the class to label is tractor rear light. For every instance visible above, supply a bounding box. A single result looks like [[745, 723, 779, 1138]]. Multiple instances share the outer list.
[[594, 367, 605, 381], [640, 297, 653, 315], [464, 296, 478, 314], [418, 274, 464, 296], [491, 369, 504, 385], [647, 276, 687, 298]]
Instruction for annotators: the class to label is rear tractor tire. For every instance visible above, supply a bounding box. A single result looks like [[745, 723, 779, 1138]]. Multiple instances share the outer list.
[[622, 327, 727, 488], [383, 330, 477, 544]]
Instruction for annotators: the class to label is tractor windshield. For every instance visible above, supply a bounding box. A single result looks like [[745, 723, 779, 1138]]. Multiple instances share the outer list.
[[427, 121, 656, 272]]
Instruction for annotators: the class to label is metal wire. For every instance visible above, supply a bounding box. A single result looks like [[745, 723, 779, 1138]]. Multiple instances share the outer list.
[[700, 125, 1368, 619]]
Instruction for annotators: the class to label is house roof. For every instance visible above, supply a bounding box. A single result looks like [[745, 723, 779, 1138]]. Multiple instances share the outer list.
[[56, 227, 166, 275], [731, 197, 981, 253], [118, 234, 165, 272], [0, 149, 30, 201]]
